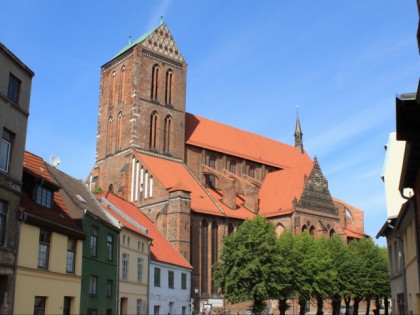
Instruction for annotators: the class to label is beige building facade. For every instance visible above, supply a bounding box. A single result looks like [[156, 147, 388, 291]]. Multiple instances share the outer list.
[[0, 42, 34, 313]]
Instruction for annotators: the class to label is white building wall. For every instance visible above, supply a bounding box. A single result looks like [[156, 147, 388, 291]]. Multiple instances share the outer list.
[[149, 260, 191, 315], [383, 132, 413, 217]]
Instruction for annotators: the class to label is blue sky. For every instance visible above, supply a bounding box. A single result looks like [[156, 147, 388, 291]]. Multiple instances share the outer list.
[[2, 1, 419, 245]]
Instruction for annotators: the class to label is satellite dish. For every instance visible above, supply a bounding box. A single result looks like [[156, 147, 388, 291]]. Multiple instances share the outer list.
[[50, 155, 61, 168]]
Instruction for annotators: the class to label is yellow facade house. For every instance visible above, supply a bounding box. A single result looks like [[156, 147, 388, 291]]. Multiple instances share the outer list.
[[14, 152, 85, 315], [98, 194, 151, 315]]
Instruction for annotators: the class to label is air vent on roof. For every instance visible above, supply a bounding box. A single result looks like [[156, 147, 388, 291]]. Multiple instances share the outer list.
[[76, 194, 86, 204]]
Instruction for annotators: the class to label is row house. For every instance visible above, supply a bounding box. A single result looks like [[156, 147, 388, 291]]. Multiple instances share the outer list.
[[15, 151, 85, 315], [0, 42, 34, 313], [98, 193, 193, 315]]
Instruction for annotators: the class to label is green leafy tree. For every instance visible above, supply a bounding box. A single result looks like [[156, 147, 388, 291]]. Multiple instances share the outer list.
[[276, 232, 298, 315], [213, 216, 282, 315]]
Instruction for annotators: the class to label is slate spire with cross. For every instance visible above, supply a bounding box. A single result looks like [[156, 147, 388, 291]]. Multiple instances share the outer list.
[[294, 105, 304, 153]]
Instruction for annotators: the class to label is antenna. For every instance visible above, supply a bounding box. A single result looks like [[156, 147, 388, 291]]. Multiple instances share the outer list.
[[50, 155, 61, 168]]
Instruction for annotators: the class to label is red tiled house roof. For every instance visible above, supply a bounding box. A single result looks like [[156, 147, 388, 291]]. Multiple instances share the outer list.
[[21, 151, 85, 239], [98, 192, 192, 269]]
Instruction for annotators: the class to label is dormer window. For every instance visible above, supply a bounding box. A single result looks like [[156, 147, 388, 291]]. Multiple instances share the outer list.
[[34, 185, 53, 208]]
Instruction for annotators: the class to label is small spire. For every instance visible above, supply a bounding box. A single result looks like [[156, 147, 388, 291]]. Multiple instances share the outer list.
[[160, 16, 164, 25], [294, 105, 304, 153], [128, 35, 132, 44]]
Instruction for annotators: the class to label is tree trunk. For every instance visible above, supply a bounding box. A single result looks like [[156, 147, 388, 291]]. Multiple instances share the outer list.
[[344, 297, 351, 315], [278, 298, 288, 315], [384, 297, 389, 315], [316, 295, 324, 315], [331, 296, 341, 315], [299, 297, 307, 315], [352, 297, 360, 315], [365, 298, 370, 315]]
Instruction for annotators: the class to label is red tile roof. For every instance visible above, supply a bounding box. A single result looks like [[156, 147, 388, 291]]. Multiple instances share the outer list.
[[21, 151, 84, 238], [23, 151, 58, 187], [98, 193, 192, 269], [185, 113, 312, 169], [136, 152, 223, 216], [259, 163, 313, 217]]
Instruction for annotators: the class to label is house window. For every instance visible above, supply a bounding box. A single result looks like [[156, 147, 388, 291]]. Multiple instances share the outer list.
[[151, 64, 159, 100], [0, 201, 7, 246], [63, 297, 72, 315], [149, 112, 158, 149], [163, 115, 172, 153], [181, 272, 187, 290], [89, 275, 98, 295], [106, 279, 113, 298], [122, 253, 129, 279], [7, 73, 21, 103], [137, 257, 143, 282], [182, 306, 187, 315], [34, 296, 46, 315], [38, 230, 50, 269], [136, 299, 142, 315], [87, 309, 98, 315], [168, 270, 174, 289], [154, 267, 161, 287], [0, 129, 13, 173], [34, 185, 53, 208], [90, 226, 98, 257], [165, 70, 173, 104], [106, 233, 114, 261], [66, 238, 76, 273], [154, 305, 160, 315]]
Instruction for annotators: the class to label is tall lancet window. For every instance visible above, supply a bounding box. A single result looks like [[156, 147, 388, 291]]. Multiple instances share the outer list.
[[149, 112, 159, 149], [151, 64, 159, 100], [163, 115, 172, 153], [109, 71, 116, 104], [106, 116, 113, 155], [116, 112, 123, 151], [165, 70, 173, 104], [201, 220, 209, 296], [211, 221, 218, 296], [118, 66, 126, 103]]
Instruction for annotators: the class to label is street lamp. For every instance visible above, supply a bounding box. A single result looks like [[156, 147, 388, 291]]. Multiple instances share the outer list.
[[194, 287, 199, 315]]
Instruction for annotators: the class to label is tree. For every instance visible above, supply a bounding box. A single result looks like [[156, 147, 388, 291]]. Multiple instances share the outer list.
[[276, 232, 298, 315], [213, 216, 282, 315]]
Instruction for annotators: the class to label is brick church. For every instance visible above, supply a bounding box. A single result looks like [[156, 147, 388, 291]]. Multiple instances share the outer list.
[[88, 22, 366, 308]]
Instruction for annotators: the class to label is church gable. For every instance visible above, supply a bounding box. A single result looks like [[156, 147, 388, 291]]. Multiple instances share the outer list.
[[141, 23, 184, 62], [297, 157, 337, 214]]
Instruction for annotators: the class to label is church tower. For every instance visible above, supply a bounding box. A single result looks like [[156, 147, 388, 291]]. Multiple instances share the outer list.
[[91, 22, 188, 197], [95, 22, 187, 163]]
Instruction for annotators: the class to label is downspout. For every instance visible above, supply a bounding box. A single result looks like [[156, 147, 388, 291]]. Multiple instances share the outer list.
[[147, 240, 152, 315], [116, 232, 120, 315], [12, 210, 27, 315]]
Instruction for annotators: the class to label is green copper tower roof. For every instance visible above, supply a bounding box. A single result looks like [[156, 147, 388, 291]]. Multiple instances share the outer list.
[[112, 25, 160, 60]]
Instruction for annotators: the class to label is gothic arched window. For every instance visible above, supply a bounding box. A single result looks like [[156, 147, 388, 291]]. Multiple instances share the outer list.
[[116, 112, 123, 151], [118, 66, 126, 103], [309, 225, 316, 236], [149, 112, 159, 149], [110, 71, 116, 104], [207, 157, 216, 188], [201, 220, 209, 296], [228, 223, 234, 236], [106, 116, 113, 155], [211, 221, 218, 296], [229, 161, 236, 174], [163, 115, 172, 153], [165, 69, 173, 104], [151, 64, 159, 100]]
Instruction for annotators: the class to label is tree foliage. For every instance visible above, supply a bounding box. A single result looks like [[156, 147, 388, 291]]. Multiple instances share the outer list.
[[213, 216, 282, 315], [214, 216, 390, 315]]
